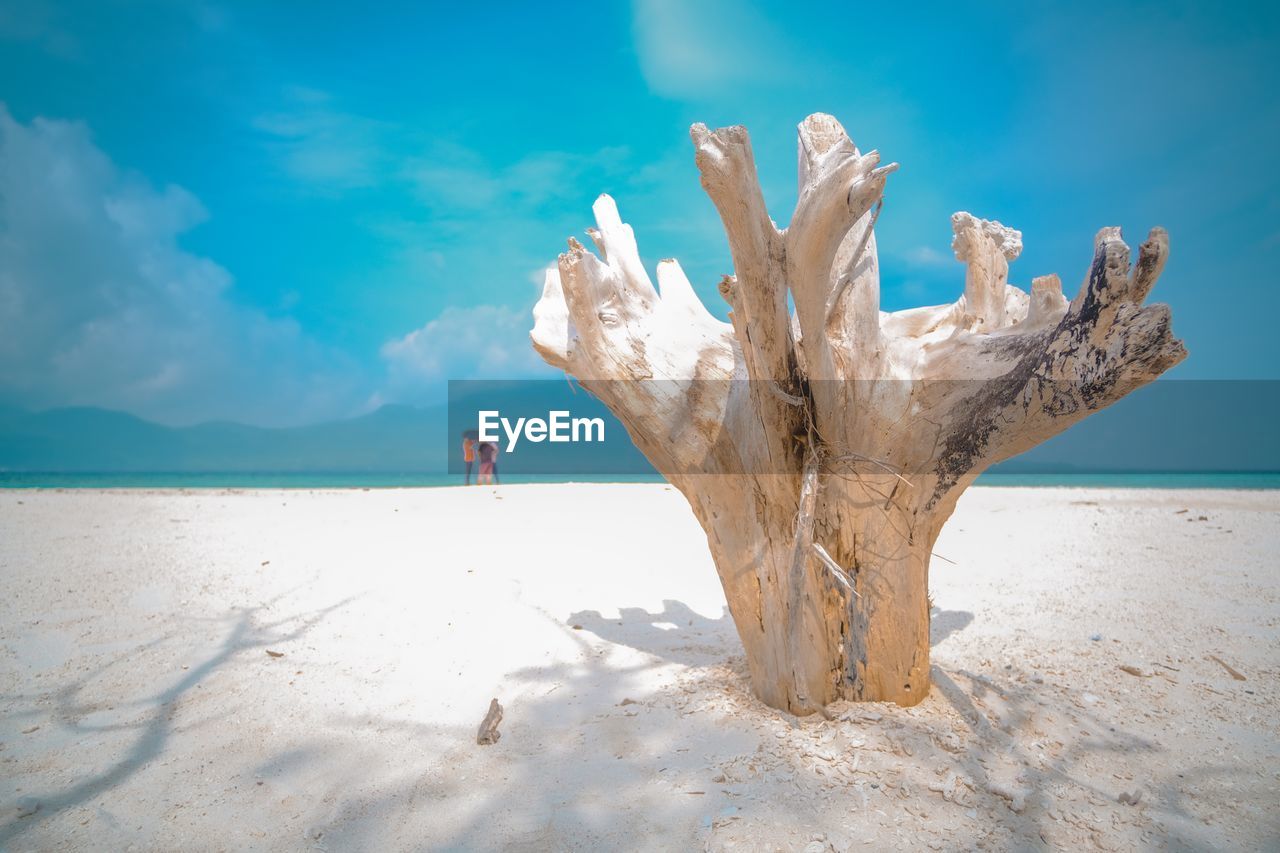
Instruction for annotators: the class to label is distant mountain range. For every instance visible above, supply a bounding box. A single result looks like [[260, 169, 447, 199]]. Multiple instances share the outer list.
[[0, 404, 449, 472]]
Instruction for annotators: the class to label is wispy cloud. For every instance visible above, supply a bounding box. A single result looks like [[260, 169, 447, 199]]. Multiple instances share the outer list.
[[629, 0, 796, 98], [253, 87, 388, 190], [901, 245, 953, 269], [380, 304, 553, 398], [406, 144, 630, 214]]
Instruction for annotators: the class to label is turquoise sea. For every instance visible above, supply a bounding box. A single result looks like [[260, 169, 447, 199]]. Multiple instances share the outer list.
[[1, 472, 1277, 489]]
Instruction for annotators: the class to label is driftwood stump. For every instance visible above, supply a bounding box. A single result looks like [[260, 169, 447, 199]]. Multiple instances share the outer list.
[[530, 113, 1185, 713]]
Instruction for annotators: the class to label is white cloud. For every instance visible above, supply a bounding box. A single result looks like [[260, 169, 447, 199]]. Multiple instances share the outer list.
[[902, 245, 954, 268], [253, 89, 387, 190], [0, 106, 364, 425], [380, 304, 554, 397], [406, 144, 630, 214], [630, 0, 796, 98]]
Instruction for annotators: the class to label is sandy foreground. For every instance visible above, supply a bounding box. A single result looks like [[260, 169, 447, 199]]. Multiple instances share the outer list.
[[0, 485, 1276, 851]]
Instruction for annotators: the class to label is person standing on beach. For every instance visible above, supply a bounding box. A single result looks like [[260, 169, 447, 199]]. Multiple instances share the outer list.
[[476, 440, 497, 485], [462, 432, 476, 485]]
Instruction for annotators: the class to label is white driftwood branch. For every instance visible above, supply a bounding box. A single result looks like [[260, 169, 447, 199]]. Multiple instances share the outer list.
[[530, 195, 738, 476], [787, 114, 896, 385], [690, 123, 792, 385]]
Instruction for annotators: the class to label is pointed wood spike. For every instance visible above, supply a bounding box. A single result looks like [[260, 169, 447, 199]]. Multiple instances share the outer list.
[[798, 113, 856, 188], [585, 226, 606, 258], [590, 194, 657, 302], [1131, 226, 1169, 303], [530, 267, 572, 369], [953, 212, 1022, 328], [656, 258, 702, 310], [1027, 274, 1068, 327], [1082, 227, 1132, 308]]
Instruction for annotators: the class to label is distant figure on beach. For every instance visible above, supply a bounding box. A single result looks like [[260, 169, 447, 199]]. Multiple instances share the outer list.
[[476, 440, 497, 485], [462, 432, 476, 485]]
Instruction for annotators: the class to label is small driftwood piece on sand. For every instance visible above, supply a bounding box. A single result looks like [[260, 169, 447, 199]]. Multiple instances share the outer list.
[[476, 698, 503, 745]]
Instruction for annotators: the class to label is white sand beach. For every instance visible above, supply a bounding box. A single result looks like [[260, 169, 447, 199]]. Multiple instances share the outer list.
[[1, 485, 1277, 851]]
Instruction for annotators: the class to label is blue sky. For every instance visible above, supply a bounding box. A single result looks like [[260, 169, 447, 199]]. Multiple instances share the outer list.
[[1, 0, 1276, 426]]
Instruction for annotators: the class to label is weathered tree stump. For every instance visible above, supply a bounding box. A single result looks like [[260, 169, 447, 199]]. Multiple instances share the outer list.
[[530, 114, 1185, 713]]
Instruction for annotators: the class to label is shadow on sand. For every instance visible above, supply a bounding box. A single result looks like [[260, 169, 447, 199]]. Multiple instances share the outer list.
[[565, 599, 975, 660], [312, 601, 1262, 849], [0, 590, 354, 848], [4, 597, 1269, 849]]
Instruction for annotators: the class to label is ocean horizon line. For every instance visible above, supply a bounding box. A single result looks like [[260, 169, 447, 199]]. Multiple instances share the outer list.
[[2, 471, 1279, 490]]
